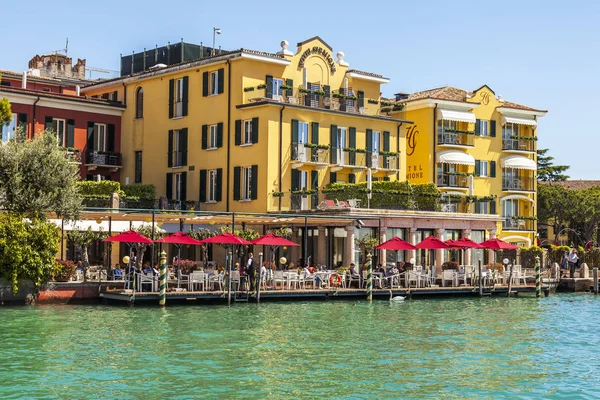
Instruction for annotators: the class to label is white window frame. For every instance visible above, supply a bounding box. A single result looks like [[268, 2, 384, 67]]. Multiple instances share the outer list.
[[208, 124, 218, 149], [53, 118, 66, 147], [242, 166, 252, 200], [93, 123, 106, 152], [172, 130, 182, 167], [480, 161, 489, 178], [210, 70, 219, 95], [174, 78, 184, 117], [208, 169, 217, 202], [372, 131, 381, 154], [337, 126, 347, 165], [1, 113, 17, 143], [273, 78, 284, 100], [242, 120, 253, 145], [480, 120, 489, 137], [503, 122, 519, 138]]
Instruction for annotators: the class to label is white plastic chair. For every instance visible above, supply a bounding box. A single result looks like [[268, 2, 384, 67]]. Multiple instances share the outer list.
[[177, 269, 190, 289], [347, 272, 361, 288], [273, 271, 285, 290], [190, 271, 205, 291], [442, 270, 457, 287], [230, 270, 241, 292], [287, 272, 300, 290]]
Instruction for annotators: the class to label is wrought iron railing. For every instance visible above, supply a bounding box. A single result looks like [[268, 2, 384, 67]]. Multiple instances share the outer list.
[[85, 151, 122, 167]]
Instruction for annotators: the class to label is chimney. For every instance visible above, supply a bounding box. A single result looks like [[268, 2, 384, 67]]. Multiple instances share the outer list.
[[394, 92, 409, 101], [76, 85, 81, 96], [22, 71, 27, 89]]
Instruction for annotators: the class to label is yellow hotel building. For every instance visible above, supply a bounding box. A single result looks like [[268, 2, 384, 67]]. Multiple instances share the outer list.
[[392, 85, 547, 246]]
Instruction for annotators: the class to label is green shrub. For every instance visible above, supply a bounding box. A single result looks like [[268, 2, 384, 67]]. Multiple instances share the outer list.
[[122, 184, 156, 200], [77, 180, 122, 197]]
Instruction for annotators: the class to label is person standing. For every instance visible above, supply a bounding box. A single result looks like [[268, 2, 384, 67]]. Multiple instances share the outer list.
[[247, 253, 256, 292], [568, 248, 579, 278]]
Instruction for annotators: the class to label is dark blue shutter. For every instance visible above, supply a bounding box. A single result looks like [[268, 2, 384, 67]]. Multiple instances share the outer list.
[[180, 172, 187, 201], [168, 130, 173, 167], [233, 167, 241, 200], [87, 122, 94, 151], [66, 119, 75, 148], [251, 165, 258, 200], [168, 79, 174, 118], [357, 91, 364, 108], [45, 116, 53, 132], [490, 200, 496, 214], [202, 125, 208, 149], [330, 125, 338, 164], [182, 76, 189, 116], [217, 122, 223, 148], [216, 168, 223, 202], [383, 177, 390, 182], [475, 119, 481, 136], [285, 79, 293, 97], [166, 173, 173, 200], [235, 120, 241, 146], [291, 169, 300, 191], [252, 117, 259, 144], [490, 120, 496, 137], [366, 129, 373, 167], [311, 122, 319, 144], [349, 173, 356, 184], [217, 68, 224, 94], [292, 120, 299, 143], [180, 128, 188, 166], [383, 131, 390, 151], [107, 124, 115, 152], [330, 172, 337, 184], [490, 161, 496, 178], [475, 160, 481, 176], [199, 169, 207, 202], [349, 127, 356, 165], [311, 170, 319, 209], [202, 72, 209, 97], [265, 75, 273, 99]]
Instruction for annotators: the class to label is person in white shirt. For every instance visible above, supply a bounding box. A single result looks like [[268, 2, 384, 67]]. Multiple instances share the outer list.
[[568, 249, 579, 278]]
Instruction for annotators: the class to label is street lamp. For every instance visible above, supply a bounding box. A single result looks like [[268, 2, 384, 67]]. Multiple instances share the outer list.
[[212, 27, 221, 56]]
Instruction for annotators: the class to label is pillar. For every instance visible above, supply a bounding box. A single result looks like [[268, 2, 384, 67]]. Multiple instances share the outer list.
[[380, 226, 388, 266], [462, 229, 472, 266], [488, 229, 497, 265], [409, 227, 418, 262], [435, 228, 445, 268], [317, 226, 327, 266], [344, 226, 355, 266]]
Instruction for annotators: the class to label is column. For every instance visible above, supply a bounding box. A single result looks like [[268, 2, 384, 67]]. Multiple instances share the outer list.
[[409, 227, 418, 262], [435, 228, 445, 267], [380, 226, 388, 266], [462, 229, 472, 266], [344, 226, 355, 266], [317, 226, 327, 266], [488, 229, 497, 265]]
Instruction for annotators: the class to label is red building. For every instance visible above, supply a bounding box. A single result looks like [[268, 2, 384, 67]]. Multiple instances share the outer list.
[[1, 72, 124, 181]]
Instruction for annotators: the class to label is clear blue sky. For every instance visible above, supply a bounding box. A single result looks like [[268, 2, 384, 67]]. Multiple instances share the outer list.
[[4, 0, 596, 179]]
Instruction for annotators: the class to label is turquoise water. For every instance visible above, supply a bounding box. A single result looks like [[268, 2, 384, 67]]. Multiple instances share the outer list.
[[1, 295, 599, 399]]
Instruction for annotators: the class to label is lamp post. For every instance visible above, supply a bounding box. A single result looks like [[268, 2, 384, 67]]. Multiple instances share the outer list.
[[212, 27, 221, 56]]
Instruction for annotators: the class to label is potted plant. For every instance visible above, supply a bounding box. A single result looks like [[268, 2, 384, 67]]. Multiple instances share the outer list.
[[53, 260, 76, 282]]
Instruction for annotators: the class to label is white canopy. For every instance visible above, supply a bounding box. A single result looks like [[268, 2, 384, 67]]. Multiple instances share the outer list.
[[500, 115, 537, 127], [437, 108, 476, 124], [437, 150, 475, 166], [501, 155, 537, 170]]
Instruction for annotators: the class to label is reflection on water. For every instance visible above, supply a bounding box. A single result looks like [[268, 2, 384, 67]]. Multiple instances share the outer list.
[[0, 295, 599, 399]]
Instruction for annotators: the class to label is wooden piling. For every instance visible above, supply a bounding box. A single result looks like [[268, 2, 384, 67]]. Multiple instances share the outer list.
[[507, 262, 514, 298], [594, 268, 599, 295], [478, 260, 483, 298]]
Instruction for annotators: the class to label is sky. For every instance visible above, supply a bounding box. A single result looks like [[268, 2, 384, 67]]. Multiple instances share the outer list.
[[3, 0, 598, 179]]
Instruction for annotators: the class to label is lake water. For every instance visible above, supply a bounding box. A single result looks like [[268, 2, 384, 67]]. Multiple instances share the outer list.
[[0, 294, 599, 399]]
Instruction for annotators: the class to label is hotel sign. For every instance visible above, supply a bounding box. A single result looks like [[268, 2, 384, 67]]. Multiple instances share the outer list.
[[298, 46, 336, 73]]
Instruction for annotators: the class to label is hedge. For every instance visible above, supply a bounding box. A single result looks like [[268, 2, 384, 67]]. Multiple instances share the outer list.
[[122, 184, 156, 200]]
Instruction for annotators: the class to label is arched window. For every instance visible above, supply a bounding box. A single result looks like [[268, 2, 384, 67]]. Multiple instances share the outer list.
[[135, 87, 144, 119]]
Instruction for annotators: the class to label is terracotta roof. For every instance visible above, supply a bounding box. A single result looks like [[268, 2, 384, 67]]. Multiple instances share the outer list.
[[544, 180, 600, 191], [0, 85, 125, 108], [0, 69, 62, 83], [404, 86, 472, 103], [346, 69, 386, 79], [499, 100, 547, 113]]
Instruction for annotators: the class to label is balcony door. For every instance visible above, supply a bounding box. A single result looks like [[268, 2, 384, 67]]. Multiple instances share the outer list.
[[94, 123, 106, 152], [371, 131, 380, 168], [337, 127, 347, 165], [502, 199, 519, 229], [297, 122, 309, 162]]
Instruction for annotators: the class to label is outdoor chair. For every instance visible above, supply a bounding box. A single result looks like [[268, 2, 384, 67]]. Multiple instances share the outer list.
[[287, 272, 300, 290], [442, 270, 457, 287], [138, 272, 157, 292], [230, 270, 241, 292], [177, 269, 190, 289], [272, 271, 285, 289], [300, 272, 317, 289], [347, 272, 361, 288], [210, 273, 224, 291], [190, 271, 205, 291]]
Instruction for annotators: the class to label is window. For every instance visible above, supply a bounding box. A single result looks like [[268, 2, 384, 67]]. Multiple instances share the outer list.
[[502, 199, 519, 228], [172, 130, 182, 167], [135, 87, 143, 119], [210, 71, 219, 95], [502, 122, 519, 138], [480, 120, 489, 137], [337, 127, 347, 164], [208, 125, 218, 149], [243, 120, 253, 145], [439, 119, 457, 132], [134, 151, 142, 183], [208, 169, 217, 202], [475, 201, 489, 214], [242, 166, 252, 200], [174, 173, 183, 201], [1, 113, 16, 142], [174, 78, 184, 117], [372, 131, 381, 153], [272, 78, 283, 99], [93, 123, 106, 152], [480, 161, 489, 177], [53, 119, 66, 147]]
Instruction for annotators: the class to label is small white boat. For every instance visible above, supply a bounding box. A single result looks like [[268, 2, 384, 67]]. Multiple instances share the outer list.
[[390, 295, 406, 302]]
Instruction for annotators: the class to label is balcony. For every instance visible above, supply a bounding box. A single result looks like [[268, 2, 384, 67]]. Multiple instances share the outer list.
[[331, 149, 367, 172], [502, 176, 535, 192], [290, 193, 319, 211], [85, 150, 122, 171], [438, 130, 474, 147], [62, 148, 82, 163], [437, 174, 469, 189], [291, 143, 329, 170], [502, 138, 535, 152], [373, 154, 400, 171], [502, 217, 535, 231]]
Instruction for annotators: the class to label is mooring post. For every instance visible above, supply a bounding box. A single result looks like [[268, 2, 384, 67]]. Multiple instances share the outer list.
[[478, 259, 483, 297], [507, 261, 514, 298], [594, 268, 599, 295], [535, 255, 541, 298], [366, 252, 373, 302], [227, 249, 233, 306], [257, 252, 263, 303], [159, 250, 167, 307]]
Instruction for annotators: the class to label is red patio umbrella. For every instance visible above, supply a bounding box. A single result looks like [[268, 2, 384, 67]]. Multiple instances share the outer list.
[[375, 236, 416, 251], [415, 235, 451, 249], [479, 238, 518, 250], [155, 231, 203, 245], [451, 237, 484, 249], [103, 230, 153, 244], [199, 232, 251, 245], [250, 233, 300, 247]]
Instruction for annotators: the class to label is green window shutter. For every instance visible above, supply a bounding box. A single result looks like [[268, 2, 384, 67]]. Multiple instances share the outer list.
[[265, 75, 273, 99], [166, 173, 173, 200], [180, 172, 187, 202], [357, 91, 364, 108], [168, 79, 174, 118], [348, 173, 356, 184], [475, 119, 481, 136], [366, 129, 373, 167], [251, 165, 258, 200], [107, 124, 115, 152], [182, 76, 189, 116], [233, 167, 241, 200], [202, 72, 208, 97], [199, 169, 207, 202], [45, 116, 53, 132], [475, 160, 481, 176], [87, 122, 94, 151], [490, 200, 496, 214], [349, 127, 356, 165], [217, 68, 224, 94], [251, 117, 259, 144], [291, 169, 300, 191], [311, 122, 319, 144], [216, 168, 223, 202], [330, 172, 337, 184], [66, 119, 75, 148], [217, 122, 223, 148], [180, 128, 188, 166], [490, 120, 496, 137], [202, 125, 208, 149], [383, 131, 390, 151], [291, 119, 299, 143], [285, 79, 293, 96], [330, 125, 338, 164], [383, 177, 390, 182], [18, 113, 27, 136], [490, 161, 496, 178], [235, 120, 241, 146], [168, 130, 173, 167], [311, 170, 318, 190]]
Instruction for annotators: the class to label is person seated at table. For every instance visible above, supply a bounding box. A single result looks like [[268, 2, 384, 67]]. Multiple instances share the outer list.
[[142, 263, 153, 274], [387, 264, 400, 286], [302, 265, 322, 288], [308, 265, 317, 274], [349, 263, 359, 277], [397, 261, 406, 273], [113, 264, 123, 280], [232, 262, 239, 271], [375, 264, 386, 288], [152, 264, 160, 276]]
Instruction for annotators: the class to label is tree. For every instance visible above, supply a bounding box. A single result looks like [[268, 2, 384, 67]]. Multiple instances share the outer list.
[[188, 227, 213, 264], [66, 227, 107, 281], [567, 187, 600, 244], [0, 97, 12, 126], [0, 128, 82, 220], [537, 148, 570, 182], [537, 183, 574, 243], [354, 234, 380, 269], [132, 224, 165, 268]]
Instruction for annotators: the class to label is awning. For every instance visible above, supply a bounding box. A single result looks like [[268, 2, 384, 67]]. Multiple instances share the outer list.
[[437, 150, 475, 166], [500, 115, 537, 126], [437, 108, 476, 124], [501, 155, 537, 170]]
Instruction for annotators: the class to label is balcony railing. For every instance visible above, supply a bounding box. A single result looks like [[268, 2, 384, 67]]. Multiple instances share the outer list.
[[62, 148, 82, 163], [502, 138, 535, 152], [438, 130, 474, 146], [502, 218, 535, 231], [291, 143, 329, 164], [437, 174, 469, 188], [378, 155, 399, 170], [290, 193, 318, 211], [502, 176, 535, 191], [85, 150, 122, 167]]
